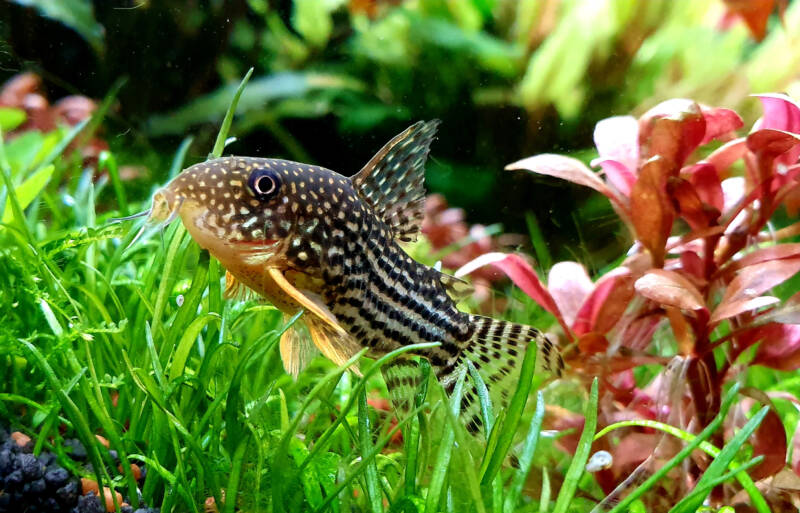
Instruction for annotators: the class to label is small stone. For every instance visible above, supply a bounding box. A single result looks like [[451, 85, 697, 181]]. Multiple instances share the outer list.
[[10, 431, 31, 448], [46, 465, 70, 488], [76, 492, 105, 513], [29, 477, 47, 493], [20, 452, 44, 479], [0, 449, 14, 474], [43, 497, 61, 510], [4, 469, 23, 489], [64, 439, 87, 461], [56, 478, 80, 504], [39, 451, 56, 466]]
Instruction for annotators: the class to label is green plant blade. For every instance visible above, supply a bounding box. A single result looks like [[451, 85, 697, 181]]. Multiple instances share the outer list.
[[553, 377, 598, 513], [480, 340, 539, 485], [210, 68, 254, 159], [425, 366, 467, 513], [503, 390, 546, 513]]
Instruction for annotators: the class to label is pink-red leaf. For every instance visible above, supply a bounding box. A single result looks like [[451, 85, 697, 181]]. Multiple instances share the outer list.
[[548, 262, 593, 327], [680, 250, 705, 281], [724, 0, 780, 41], [752, 323, 800, 371], [630, 157, 676, 267], [721, 257, 800, 306], [768, 290, 800, 324], [668, 177, 716, 230], [699, 105, 744, 144], [756, 93, 800, 134], [746, 128, 800, 158], [639, 100, 706, 166], [686, 162, 724, 212], [706, 138, 748, 177], [753, 94, 800, 166], [592, 158, 636, 197], [506, 154, 612, 197], [726, 243, 800, 274], [573, 269, 635, 336], [621, 314, 662, 351], [455, 252, 570, 335], [740, 387, 788, 480], [710, 295, 780, 325], [593, 115, 639, 175], [634, 269, 706, 311], [577, 332, 609, 355]]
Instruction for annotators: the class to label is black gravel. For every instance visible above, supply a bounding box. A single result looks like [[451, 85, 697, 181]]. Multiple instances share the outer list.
[[0, 424, 159, 513]]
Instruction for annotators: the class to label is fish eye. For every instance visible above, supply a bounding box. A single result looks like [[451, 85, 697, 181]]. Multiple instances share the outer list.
[[248, 168, 281, 200]]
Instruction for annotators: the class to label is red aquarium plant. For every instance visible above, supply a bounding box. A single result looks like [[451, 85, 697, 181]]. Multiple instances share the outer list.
[[459, 94, 800, 498], [0, 72, 108, 166]]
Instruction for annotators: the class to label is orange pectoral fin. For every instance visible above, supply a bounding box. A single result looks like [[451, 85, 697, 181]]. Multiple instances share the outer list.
[[266, 268, 362, 374], [267, 268, 344, 333]]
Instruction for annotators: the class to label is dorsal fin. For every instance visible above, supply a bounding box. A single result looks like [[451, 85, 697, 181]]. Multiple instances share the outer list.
[[351, 120, 440, 243]]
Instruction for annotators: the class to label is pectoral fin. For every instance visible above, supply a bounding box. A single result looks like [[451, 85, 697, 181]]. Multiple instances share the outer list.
[[267, 268, 344, 333], [267, 268, 361, 374]]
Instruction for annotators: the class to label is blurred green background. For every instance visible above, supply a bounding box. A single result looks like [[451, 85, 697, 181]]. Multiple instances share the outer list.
[[1, 0, 798, 266]]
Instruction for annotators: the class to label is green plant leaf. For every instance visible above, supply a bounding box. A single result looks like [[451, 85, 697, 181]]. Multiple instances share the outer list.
[[358, 387, 384, 513], [2, 164, 53, 224], [553, 377, 598, 513], [147, 72, 363, 136], [676, 406, 770, 512], [480, 340, 539, 485], [211, 68, 253, 159], [503, 390, 546, 513], [11, 0, 104, 51], [0, 108, 26, 131], [425, 366, 467, 513]]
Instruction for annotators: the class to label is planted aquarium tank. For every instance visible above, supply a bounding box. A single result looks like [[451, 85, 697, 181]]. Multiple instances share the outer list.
[[2, 0, 800, 512]]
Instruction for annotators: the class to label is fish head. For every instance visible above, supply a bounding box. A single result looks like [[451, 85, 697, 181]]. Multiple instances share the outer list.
[[148, 157, 356, 266]]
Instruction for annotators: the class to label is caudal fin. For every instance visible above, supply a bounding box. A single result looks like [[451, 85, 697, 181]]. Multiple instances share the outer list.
[[436, 315, 563, 432]]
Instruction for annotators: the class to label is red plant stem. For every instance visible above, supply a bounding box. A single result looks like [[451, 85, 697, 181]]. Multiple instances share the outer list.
[[703, 233, 721, 285]]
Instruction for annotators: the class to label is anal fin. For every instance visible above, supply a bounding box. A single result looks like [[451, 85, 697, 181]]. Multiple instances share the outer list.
[[381, 358, 424, 420]]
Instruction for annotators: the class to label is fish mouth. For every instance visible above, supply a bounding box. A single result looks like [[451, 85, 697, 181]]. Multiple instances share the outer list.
[[148, 188, 183, 226], [114, 187, 185, 249]]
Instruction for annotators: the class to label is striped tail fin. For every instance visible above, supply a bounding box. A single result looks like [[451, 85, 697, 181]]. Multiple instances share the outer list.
[[437, 315, 564, 432]]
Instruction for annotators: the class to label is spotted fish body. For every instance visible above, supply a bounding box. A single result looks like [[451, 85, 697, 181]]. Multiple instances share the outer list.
[[149, 121, 563, 428]]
